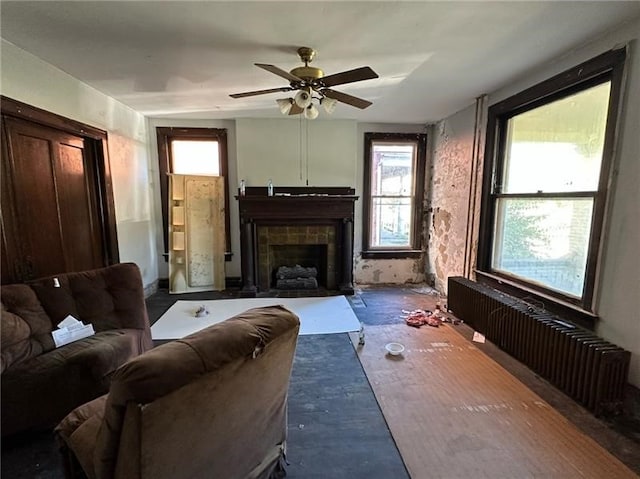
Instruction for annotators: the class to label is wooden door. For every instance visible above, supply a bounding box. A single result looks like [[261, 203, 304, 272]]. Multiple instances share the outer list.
[[1, 116, 105, 283]]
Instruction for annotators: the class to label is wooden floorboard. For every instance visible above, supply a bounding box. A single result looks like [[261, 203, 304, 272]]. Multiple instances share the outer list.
[[351, 322, 637, 479]]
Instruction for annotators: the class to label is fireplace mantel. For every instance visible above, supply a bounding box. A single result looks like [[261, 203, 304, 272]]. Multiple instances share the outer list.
[[237, 187, 357, 296]]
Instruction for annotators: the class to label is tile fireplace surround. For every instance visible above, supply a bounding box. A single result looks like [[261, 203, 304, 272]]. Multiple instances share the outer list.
[[237, 187, 357, 296]]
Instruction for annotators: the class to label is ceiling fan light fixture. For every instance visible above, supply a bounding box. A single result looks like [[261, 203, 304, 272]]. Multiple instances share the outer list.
[[276, 98, 294, 115], [231, 47, 378, 115], [294, 88, 312, 109], [320, 96, 338, 114], [304, 103, 319, 120]]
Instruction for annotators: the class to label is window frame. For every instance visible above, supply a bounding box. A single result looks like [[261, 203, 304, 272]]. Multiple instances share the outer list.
[[156, 127, 231, 261], [477, 48, 626, 325], [362, 132, 426, 259]]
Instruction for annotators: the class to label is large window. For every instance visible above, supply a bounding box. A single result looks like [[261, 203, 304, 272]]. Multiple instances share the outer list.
[[362, 133, 426, 258], [156, 127, 231, 260], [478, 49, 626, 318]]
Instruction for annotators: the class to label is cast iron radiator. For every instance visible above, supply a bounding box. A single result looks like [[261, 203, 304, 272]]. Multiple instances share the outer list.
[[447, 276, 630, 416]]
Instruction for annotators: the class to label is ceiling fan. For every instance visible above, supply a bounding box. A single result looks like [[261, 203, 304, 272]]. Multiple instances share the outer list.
[[230, 47, 379, 118]]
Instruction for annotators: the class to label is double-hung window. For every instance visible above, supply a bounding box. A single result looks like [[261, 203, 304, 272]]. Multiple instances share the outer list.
[[362, 133, 426, 259], [478, 49, 626, 319]]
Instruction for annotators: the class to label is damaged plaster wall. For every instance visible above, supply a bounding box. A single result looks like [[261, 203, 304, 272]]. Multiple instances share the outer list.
[[427, 106, 478, 293], [354, 257, 425, 284]]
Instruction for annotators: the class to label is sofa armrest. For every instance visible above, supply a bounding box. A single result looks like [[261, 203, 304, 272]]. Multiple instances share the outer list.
[[1, 284, 56, 372], [56, 394, 107, 479]]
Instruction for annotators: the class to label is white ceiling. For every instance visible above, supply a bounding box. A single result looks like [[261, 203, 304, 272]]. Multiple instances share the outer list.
[[1, 1, 639, 124]]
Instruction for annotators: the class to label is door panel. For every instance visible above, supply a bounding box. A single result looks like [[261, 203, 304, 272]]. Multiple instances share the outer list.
[[1, 116, 105, 283], [56, 138, 103, 271], [9, 130, 67, 277]]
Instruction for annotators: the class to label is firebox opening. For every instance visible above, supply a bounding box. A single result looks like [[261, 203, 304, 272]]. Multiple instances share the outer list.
[[270, 244, 328, 290]]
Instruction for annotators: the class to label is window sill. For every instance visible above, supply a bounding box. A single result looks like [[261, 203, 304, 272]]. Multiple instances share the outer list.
[[361, 249, 422, 260], [474, 270, 598, 330]]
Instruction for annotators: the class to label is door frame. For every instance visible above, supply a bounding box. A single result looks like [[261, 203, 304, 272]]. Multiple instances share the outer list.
[[1, 96, 119, 272]]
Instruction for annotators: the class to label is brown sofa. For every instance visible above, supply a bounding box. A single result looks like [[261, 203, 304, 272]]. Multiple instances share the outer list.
[[56, 305, 300, 479], [1, 263, 152, 437]]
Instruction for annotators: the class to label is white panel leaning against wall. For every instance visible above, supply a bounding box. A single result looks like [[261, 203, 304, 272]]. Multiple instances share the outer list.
[[169, 174, 225, 293]]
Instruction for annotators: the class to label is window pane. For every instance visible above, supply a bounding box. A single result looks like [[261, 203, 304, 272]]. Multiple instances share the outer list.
[[171, 140, 219, 176], [492, 197, 593, 297], [370, 197, 412, 248], [502, 82, 610, 194], [371, 143, 414, 196]]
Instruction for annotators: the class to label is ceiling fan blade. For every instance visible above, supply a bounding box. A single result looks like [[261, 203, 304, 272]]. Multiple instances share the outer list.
[[319, 66, 378, 88], [230, 86, 293, 98], [322, 89, 373, 109], [255, 63, 303, 83], [289, 103, 304, 115]]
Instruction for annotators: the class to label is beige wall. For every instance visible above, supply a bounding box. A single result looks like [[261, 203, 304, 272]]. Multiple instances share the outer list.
[[0, 40, 159, 290], [235, 118, 357, 187], [429, 18, 640, 386]]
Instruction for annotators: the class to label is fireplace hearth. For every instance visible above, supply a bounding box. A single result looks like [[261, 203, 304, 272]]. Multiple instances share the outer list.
[[237, 187, 357, 296]]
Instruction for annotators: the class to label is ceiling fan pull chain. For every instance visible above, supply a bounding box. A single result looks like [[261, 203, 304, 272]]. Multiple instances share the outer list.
[[299, 115, 303, 181], [306, 119, 310, 186]]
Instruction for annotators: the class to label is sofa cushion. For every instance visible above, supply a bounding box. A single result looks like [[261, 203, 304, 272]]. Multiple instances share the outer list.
[[1, 284, 55, 372], [29, 263, 148, 333], [1, 329, 146, 435], [6, 329, 146, 379]]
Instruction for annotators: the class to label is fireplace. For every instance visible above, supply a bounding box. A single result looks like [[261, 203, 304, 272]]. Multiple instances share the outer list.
[[261, 227, 333, 290], [237, 187, 357, 296]]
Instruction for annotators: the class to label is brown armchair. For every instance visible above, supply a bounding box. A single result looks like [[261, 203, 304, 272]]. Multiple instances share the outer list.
[[55, 305, 300, 479]]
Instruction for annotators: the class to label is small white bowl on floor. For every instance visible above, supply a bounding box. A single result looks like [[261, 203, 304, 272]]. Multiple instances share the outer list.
[[385, 342, 405, 356]]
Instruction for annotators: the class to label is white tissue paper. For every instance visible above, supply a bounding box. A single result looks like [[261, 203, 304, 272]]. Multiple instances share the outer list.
[[52, 315, 95, 348]]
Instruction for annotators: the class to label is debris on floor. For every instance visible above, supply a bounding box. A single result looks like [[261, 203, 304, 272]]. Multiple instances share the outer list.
[[435, 303, 463, 325], [410, 285, 440, 295], [472, 331, 486, 343], [402, 309, 441, 327], [401, 304, 462, 328]]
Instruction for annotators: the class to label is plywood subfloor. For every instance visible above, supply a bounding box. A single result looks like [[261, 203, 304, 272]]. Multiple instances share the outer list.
[[351, 323, 637, 479]]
